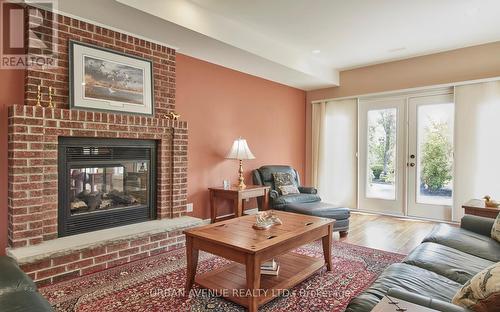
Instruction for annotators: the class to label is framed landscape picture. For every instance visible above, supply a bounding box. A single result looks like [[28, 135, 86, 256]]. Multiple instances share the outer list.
[[69, 41, 154, 116]]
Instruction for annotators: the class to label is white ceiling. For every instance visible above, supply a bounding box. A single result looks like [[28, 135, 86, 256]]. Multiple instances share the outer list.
[[184, 0, 500, 70], [57, 0, 500, 90]]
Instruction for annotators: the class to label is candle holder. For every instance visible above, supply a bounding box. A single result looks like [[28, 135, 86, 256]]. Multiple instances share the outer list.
[[48, 86, 54, 108], [36, 85, 42, 107]]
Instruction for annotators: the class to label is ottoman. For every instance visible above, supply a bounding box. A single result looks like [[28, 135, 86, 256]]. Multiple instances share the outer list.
[[282, 201, 350, 236]]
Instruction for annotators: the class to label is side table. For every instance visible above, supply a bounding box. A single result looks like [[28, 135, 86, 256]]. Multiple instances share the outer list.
[[462, 199, 500, 219], [209, 185, 270, 223]]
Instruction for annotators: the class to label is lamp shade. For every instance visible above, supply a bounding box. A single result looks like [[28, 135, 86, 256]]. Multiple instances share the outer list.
[[225, 138, 255, 160]]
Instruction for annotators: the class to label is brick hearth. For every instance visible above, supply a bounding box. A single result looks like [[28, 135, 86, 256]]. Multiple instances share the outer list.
[[7, 217, 204, 286]]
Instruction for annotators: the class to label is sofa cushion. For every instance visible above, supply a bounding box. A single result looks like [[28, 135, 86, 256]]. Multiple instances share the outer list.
[[0, 257, 36, 294], [461, 215, 495, 237], [0, 290, 54, 312], [284, 202, 350, 220], [272, 172, 297, 192], [403, 242, 494, 284], [273, 193, 321, 206], [345, 263, 462, 312], [452, 262, 500, 312], [257, 165, 299, 189], [422, 223, 500, 262], [278, 185, 300, 196]]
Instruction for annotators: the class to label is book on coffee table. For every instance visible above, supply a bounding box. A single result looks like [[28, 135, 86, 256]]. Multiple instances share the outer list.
[[261, 264, 280, 276], [261, 259, 277, 270]]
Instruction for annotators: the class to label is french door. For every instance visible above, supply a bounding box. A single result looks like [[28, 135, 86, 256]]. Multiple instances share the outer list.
[[358, 98, 406, 215], [358, 92, 455, 221], [407, 94, 454, 220]]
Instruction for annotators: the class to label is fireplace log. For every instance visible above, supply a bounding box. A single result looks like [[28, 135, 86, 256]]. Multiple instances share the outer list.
[[70, 200, 88, 211], [99, 199, 113, 210], [77, 190, 103, 211], [108, 190, 138, 205]]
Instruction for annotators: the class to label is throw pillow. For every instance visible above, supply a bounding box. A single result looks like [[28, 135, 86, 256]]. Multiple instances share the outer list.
[[491, 213, 500, 242], [279, 185, 300, 195], [272, 172, 296, 194], [452, 262, 500, 312]]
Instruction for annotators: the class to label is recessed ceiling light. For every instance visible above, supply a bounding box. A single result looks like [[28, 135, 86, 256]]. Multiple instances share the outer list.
[[312, 49, 321, 54]]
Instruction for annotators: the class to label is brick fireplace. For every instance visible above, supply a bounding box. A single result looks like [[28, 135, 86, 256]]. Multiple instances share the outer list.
[[5, 7, 199, 285], [8, 105, 188, 247], [58, 137, 158, 237]]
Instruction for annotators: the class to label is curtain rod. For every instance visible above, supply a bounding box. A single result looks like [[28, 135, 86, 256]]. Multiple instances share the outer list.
[[310, 76, 500, 104]]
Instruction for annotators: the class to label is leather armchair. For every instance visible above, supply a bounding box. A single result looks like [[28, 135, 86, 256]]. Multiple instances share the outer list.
[[252, 165, 321, 209]]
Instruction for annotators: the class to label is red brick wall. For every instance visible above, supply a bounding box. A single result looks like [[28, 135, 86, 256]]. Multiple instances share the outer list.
[[0, 73, 25, 256], [20, 229, 186, 286], [25, 7, 175, 118]]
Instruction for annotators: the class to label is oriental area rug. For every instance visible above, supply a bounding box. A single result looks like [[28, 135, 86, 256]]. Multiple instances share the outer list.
[[39, 241, 404, 312]]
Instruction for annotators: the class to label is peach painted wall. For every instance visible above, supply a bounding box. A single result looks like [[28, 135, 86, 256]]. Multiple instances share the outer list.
[[305, 41, 500, 184], [176, 53, 306, 220], [0, 69, 25, 255]]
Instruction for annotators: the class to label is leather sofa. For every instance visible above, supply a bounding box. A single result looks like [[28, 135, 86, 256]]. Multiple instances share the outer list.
[[252, 165, 350, 234], [345, 215, 499, 312], [0, 256, 53, 312]]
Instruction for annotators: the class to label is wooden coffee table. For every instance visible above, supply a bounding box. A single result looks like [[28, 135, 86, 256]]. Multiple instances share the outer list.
[[184, 210, 334, 312]]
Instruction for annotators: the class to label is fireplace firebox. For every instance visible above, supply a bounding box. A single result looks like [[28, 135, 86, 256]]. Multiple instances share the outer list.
[[58, 137, 157, 236]]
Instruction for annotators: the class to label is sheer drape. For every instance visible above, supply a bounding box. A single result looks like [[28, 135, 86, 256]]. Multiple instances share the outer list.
[[454, 81, 500, 221], [311, 101, 326, 188], [312, 99, 357, 208]]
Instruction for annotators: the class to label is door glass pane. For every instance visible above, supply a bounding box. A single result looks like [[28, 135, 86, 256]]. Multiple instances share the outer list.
[[416, 103, 454, 205], [366, 108, 397, 200]]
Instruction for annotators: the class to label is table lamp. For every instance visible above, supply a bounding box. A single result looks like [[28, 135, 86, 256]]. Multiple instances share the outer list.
[[225, 138, 255, 189]]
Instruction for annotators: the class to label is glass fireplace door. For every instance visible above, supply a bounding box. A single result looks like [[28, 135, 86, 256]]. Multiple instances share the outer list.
[[69, 161, 150, 215], [58, 137, 156, 237]]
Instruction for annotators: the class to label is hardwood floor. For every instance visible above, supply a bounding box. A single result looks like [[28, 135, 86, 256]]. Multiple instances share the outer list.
[[334, 212, 444, 254]]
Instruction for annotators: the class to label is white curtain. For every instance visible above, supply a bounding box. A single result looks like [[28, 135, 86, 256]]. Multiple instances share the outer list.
[[311, 102, 326, 188], [312, 99, 358, 208], [454, 81, 500, 221]]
